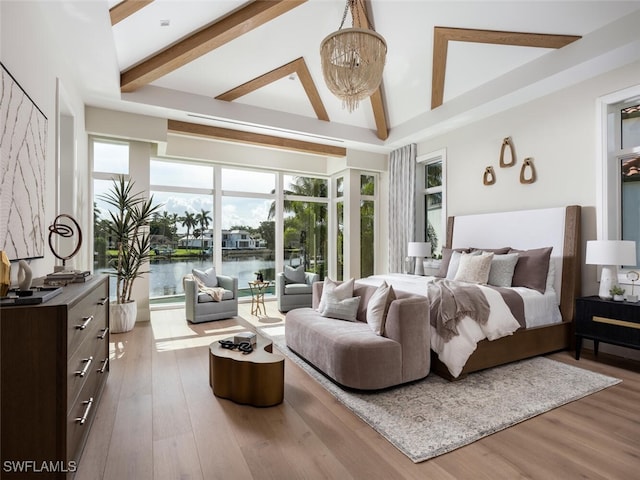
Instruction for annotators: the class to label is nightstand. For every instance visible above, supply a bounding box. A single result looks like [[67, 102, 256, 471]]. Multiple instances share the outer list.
[[575, 296, 640, 360]]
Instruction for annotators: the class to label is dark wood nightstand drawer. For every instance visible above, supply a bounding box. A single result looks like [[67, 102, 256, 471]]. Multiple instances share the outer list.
[[575, 296, 640, 359]]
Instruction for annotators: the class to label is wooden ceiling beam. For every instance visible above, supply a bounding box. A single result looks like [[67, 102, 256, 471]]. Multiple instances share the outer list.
[[352, 0, 389, 140], [431, 27, 582, 109], [121, 0, 307, 92], [216, 57, 329, 122], [168, 120, 346, 157], [110, 0, 154, 26]]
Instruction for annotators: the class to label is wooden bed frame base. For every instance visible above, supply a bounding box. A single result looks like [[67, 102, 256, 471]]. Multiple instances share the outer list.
[[436, 205, 582, 380], [432, 321, 573, 380]]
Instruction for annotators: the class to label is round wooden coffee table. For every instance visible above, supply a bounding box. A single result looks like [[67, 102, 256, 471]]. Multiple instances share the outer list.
[[209, 334, 284, 407]]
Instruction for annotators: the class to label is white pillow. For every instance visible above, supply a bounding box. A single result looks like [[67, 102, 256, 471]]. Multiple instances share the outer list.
[[366, 281, 396, 335], [317, 277, 354, 313], [488, 253, 519, 287], [446, 250, 481, 279], [192, 267, 218, 288], [321, 296, 361, 322], [454, 252, 494, 284]]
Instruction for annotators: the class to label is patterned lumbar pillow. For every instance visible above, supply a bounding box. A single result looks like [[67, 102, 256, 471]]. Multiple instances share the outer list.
[[321, 295, 361, 322], [284, 264, 305, 284], [192, 267, 218, 287], [317, 277, 355, 312], [366, 281, 396, 336]]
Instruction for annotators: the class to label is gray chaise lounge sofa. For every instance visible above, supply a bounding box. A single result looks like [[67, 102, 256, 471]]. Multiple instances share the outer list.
[[285, 281, 431, 390]]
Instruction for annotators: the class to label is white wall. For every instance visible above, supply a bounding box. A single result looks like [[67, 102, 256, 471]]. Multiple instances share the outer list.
[[415, 59, 640, 359], [1, 1, 89, 280]]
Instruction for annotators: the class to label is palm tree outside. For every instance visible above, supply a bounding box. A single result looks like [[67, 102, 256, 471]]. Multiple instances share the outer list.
[[179, 212, 197, 252], [195, 209, 213, 252]]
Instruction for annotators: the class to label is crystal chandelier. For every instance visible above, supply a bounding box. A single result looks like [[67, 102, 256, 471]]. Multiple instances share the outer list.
[[320, 0, 387, 112]]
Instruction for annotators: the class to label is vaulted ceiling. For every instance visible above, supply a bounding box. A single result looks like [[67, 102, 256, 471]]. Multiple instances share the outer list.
[[54, 1, 640, 154]]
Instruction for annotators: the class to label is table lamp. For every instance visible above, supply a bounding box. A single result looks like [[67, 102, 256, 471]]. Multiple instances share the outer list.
[[585, 240, 637, 299], [407, 242, 431, 276]]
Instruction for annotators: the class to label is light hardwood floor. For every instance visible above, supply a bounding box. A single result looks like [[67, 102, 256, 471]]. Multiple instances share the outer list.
[[76, 300, 640, 480]]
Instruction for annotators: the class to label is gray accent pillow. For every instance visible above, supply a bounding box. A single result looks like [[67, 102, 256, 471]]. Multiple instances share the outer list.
[[321, 296, 361, 322], [509, 247, 553, 293], [192, 267, 218, 287], [488, 253, 520, 287], [284, 265, 306, 284], [470, 247, 511, 254]]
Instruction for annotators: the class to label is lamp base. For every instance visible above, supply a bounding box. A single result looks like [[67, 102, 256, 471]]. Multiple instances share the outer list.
[[598, 265, 617, 300], [414, 257, 425, 276]]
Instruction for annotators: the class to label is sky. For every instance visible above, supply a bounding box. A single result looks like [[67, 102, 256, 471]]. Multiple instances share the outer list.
[[93, 142, 301, 232]]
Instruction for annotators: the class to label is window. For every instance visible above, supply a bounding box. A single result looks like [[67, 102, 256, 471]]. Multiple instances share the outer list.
[[221, 168, 277, 297], [93, 140, 128, 174], [282, 175, 329, 279], [417, 150, 446, 259], [360, 174, 376, 277], [92, 139, 131, 298], [618, 102, 640, 266], [335, 176, 345, 280]]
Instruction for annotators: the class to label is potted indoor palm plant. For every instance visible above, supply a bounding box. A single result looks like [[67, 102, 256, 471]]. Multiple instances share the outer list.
[[100, 176, 162, 333]]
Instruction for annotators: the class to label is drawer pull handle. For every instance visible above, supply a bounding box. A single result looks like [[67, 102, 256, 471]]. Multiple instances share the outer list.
[[97, 327, 109, 340], [75, 356, 93, 377], [76, 315, 93, 330], [98, 297, 108, 306], [98, 358, 109, 374], [75, 397, 94, 425]]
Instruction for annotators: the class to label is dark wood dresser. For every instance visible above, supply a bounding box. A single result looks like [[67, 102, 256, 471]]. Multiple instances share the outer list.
[[1, 276, 109, 478]]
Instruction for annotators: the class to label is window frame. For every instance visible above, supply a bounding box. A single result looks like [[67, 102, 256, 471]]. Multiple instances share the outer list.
[[416, 149, 447, 259], [597, 85, 640, 284]]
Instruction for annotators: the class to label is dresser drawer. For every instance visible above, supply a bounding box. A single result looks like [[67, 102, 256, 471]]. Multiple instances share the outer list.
[[67, 282, 109, 357], [67, 322, 109, 413], [66, 364, 107, 464]]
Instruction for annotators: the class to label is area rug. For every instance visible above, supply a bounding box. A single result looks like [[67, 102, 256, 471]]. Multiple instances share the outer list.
[[256, 325, 621, 463]]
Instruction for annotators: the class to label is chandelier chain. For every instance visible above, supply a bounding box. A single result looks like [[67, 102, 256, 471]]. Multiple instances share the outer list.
[[338, 0, 375, 31]]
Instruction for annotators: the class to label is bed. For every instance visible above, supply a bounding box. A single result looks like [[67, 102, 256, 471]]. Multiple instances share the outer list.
[[359, 205, 581, 379]]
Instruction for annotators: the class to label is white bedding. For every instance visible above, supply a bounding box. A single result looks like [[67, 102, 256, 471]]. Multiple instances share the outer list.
[[356, 274, 562, 378]]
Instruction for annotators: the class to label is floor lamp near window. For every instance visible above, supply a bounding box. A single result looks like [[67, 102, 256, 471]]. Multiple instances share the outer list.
[[585, 240, 637, 299], [408, 242, 431, 276]]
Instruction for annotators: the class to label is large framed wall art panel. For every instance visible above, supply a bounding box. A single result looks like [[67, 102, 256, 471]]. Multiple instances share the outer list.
[[0, 62, 47, 261]]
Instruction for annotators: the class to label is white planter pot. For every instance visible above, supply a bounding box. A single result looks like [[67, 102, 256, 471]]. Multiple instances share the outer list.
[[110, 301, 137, 333], [612, 294, 625, 302]]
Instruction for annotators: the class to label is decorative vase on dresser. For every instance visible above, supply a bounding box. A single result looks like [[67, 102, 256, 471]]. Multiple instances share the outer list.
[[0, 276, 109, 478]]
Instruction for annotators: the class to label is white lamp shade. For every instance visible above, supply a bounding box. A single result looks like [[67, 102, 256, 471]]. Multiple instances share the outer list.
[[407, 242, 431, 258], [407, 242, 431, 275], [585, 240, 636, 266], [586, 240, 637, 299]]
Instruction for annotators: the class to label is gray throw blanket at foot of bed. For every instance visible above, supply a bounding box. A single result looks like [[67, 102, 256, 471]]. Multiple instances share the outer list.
[[427, 279, 490, 342]]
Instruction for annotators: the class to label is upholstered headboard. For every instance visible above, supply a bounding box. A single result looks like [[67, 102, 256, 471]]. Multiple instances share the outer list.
[[445, 205, 581, 322]]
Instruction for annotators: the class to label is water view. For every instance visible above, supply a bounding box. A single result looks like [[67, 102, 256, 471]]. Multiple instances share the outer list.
[[96, 251, 279, 304]]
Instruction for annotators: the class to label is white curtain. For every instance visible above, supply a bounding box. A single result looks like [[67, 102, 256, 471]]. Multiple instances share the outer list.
[[388, 144, 417, 273]]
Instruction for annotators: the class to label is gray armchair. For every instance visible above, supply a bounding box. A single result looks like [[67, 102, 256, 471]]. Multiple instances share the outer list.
[[276, 270, 320, 312], [184, 274, 238, 323]]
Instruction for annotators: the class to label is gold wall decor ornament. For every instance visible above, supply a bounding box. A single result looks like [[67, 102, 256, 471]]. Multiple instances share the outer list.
[[499, 136, 516, 167], [320, 0, 387, 112], [520, 158, 537, 184], [483, 166, 496, 185], [1, 250, 10, 296]]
